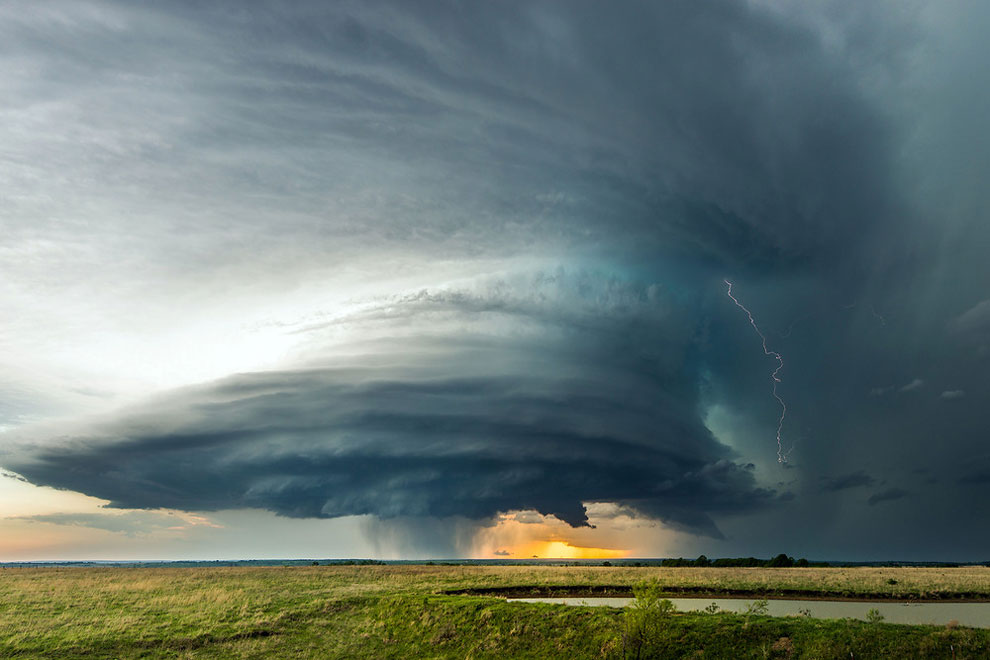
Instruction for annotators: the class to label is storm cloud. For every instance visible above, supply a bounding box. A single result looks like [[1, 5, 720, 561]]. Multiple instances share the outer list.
[[867, 489, 910, 507], [5, 0, 990, 559], [820, 472, 876, 493], [4, 275, 774, 538]]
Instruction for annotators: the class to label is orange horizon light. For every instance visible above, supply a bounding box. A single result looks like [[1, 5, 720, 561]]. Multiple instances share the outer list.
[[503, 540, 629, 560]]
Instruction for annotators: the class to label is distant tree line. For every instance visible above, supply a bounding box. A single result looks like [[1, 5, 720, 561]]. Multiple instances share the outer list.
[[659, 554, 823, 568]]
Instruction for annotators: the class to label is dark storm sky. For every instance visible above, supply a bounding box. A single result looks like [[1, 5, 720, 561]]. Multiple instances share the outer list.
[[3, 0, 990, 560]]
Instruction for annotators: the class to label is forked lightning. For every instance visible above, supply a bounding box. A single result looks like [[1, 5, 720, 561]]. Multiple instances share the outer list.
[[724, 279, 788, 464]]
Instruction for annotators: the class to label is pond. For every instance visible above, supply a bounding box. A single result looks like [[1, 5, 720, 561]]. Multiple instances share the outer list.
[[507, 597, 990, 628]]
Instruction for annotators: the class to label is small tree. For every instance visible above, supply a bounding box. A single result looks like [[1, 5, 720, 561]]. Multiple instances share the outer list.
[[623, 579, 675, 659], [866, 608, 885, 624], [745, 599, 770, 616], [743, 599, 770, 629]]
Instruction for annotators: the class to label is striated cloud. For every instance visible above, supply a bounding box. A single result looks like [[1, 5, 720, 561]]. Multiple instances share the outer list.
[[7, 0, 990, 559], [820, 471, 876, 492], [867, 489, 910, 506], [4, 274, 775, 538], [12, 511, 219, 537]]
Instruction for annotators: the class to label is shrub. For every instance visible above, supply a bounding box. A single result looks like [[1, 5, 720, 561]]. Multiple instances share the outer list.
[[745, 599, 770, 616], [623, 579, 675, 659]]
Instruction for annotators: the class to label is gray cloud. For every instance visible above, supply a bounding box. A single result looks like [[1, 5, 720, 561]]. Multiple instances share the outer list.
[[5, 0, 990, 560], [869, 386, 895, 397], [960, 471, 990, 486], [3, 274, 776, 538], [512, 512, 546, 525], [0, 0, 896, 282], [867, 489, 910, 506], [13, 511, 192, 536], [899, 379, 925, 393], [940, 390, 965, 400], [820, 471, 876, 492], [950, 300, 990, 338]]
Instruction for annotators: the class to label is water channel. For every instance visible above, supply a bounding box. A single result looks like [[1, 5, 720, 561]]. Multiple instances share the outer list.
[[508, 597, 990, 628]]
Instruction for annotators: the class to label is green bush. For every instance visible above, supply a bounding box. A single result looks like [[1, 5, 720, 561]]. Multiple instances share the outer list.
[[622, 579, 675, 659], [745, 599, 770, 617]]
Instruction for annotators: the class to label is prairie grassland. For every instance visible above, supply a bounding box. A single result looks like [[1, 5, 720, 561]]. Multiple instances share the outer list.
[[419, 564, 990, 599], [1, 565, 990, 658]]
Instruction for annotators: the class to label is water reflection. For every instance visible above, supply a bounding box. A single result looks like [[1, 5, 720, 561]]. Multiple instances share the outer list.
[[508, 597, 990, 628]]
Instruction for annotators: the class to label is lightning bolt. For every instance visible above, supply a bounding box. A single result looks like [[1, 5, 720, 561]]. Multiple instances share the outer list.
[[724, 279, 788, 464]]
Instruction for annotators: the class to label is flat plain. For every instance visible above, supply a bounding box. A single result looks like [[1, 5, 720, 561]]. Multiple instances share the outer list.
[[2, 565, 990, 658]]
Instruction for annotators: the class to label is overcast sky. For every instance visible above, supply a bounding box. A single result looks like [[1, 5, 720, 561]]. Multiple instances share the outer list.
[[3, 0, 990, 561]]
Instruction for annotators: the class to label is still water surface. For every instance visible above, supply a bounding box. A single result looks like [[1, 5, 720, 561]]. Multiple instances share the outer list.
[[508, 597, 990, 628]]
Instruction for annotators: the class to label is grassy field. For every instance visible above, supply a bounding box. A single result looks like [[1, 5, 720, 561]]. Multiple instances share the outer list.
[[2, 565, 990, 658]]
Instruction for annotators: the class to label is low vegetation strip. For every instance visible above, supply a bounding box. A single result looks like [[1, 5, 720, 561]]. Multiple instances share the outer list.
[[437, 564, 990, 600], [446, 584, 990, 602], [1, 565, 989, 658]]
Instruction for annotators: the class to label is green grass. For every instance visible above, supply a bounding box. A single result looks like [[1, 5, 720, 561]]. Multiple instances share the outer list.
[[1, 565, 989, 658]]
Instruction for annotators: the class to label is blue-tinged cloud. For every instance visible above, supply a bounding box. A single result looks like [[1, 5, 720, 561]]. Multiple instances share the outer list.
[[867, 489, 910, 506], [820, 471, 876, 492], [8, 0, 990, 560], [0, 0, 894, 282], [4, 272, 775, 537]]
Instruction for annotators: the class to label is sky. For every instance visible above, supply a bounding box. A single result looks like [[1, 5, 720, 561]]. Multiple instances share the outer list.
[[2, 0, 990, 562]]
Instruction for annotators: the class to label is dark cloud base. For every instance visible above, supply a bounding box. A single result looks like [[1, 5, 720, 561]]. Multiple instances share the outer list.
[[7, 368, 772, 537], [6, 278, 776, 538]]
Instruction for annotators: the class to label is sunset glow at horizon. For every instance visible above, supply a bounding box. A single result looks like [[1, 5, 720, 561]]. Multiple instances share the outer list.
[[507, 541, 630, 561]]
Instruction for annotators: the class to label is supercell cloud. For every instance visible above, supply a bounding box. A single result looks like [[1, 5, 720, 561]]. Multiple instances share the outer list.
[[4, 0, 990, 558], [5, 274, 774, 538]]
